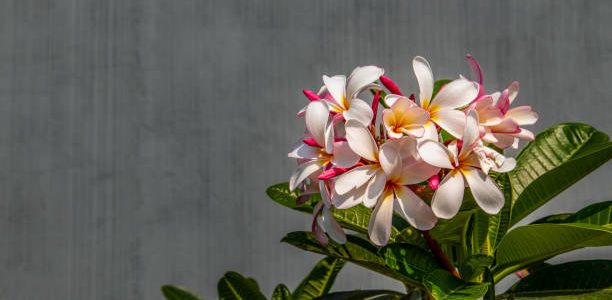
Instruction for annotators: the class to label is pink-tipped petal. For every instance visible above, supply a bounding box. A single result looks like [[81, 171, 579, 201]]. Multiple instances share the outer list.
[[302, 137, 320, 147], [380, 75, 403, 95], [322, 75, 347, 109], [305, 101, 330, 147], [507, 81, 520, 104], [466, 53, 484, 85], [319, 167, 349, 180], [506, 106, 538, 125]]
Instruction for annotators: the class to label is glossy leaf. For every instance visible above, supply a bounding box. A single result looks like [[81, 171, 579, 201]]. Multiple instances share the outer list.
[[508, 123, 612, 226], [317, 290, 405, 299], [459, 254, 494, 282], [217, 272, 267, 300], [487, 174, 513, 250], [382, 243, 489, 299], [293, 256, 345, 299], [161, 285, 202, 300], [433, 79, 452, 98], [271, 284, 291, 300], [493, 223, 612, 281], [499, 260, 612, 299], [282, 231, 420, 286], [565, 200, 612, 225]]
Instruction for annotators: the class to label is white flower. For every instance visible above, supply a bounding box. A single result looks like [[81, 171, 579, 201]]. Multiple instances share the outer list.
[[288, 101, 360, 191], [417, 110, 512, 219], [386, 57, 479, 141], [332, 120, 438, 245]]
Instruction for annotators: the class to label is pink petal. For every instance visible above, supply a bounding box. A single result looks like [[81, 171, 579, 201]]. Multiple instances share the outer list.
[[303, 89, 321, 101], [506, 106, 538, 125], [380, 75, 403, 95]]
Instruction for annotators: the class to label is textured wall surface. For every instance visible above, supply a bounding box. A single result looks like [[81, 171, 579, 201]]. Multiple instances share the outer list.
[[0, 0, 611, 299]]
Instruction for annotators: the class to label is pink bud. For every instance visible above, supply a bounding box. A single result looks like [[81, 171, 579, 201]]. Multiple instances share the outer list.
[[371, 90, 381, 126], [303, 89, 321, 101], [380, 75, 403, 95], [428, 175, 440, 190], [303, 137, 321, 147], [318, 167, 350, 180]]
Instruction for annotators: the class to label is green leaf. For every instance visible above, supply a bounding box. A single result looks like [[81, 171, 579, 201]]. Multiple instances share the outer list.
[[293, 256, 345, 299], [217, 272, 267, 300], [531, 213, 573, 224], [161, 285, 202, 300], [281, 231, 419, 286], [459, 255, 494, 282], [267, 183, 419, 243], [382, 244, 489, 299], [499, 260, 612, 299], [492, 223, 612, 281], [271, 284, 291, 300], [433, 79, 452, 98], [508, 123, 612, 226], [424, 269, 489, 300], [487, 174, 513, 250], [565, 200, 612, 225], [316, 290, 405, 299], [429, 209, 475, 245]]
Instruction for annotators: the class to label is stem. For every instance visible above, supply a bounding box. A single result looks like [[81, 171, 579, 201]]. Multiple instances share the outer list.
[[422, 231, 461, 279]]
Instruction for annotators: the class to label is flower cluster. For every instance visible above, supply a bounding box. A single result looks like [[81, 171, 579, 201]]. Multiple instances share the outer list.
[[288, 55, 538, 246]]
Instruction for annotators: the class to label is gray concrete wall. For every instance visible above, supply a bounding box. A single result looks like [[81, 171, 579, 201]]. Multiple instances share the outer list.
[[0, 0, 610, 299]]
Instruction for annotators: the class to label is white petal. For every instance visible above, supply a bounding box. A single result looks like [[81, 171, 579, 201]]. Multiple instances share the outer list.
[[318, 207, 347, 244], [343, 98, 373, 126], [332, 141, 360, 168], [384, 94, 404, 107], [394, 186, 437, 230], [459, 109, 480, 158], [417, 121, 440, 142], [461, 167, 504, 215], [332, 184, 365, 209], [493, 157, 516, 173], [324, 122, 334, 154], [413, 56, 434, 108], [506, 106, 538, 125], [333, 165, 377, 195], [322, 75, 347, 109], [364, 170, 386, 208], [431, 170, 465, 219], [289, 160, 323, 191], [430, 77, 478, 110], [288, 143, 320, 159], [513, 128, 535, 141], [398, 157, 440, 185], [305, 101, 330, 147], [379, 141, 402, 177], [431, 109, 466, 139], [417, 140, 454, 169], [346, 66, 384, 100], [345, 120, 378, 161], [368, 189, 395, 246]]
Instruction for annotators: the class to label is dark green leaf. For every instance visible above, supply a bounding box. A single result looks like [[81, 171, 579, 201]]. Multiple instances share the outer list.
[[382, 244, 490, 299], [531, 213, 573, 224], [499, 260, 612, 299], [161, 285, 202, 300], [459, 255, 494, 282], [487, 174, 513, 250], [282, 231, 419, 286], [271, 284, 291, 300], [508, 123, 612, 226], [293, 256, 345, 299], [493, 223, 612, 281], [316, 289, 405, 299], [217, 272, 267, 300], [565, 200, 612, 225]]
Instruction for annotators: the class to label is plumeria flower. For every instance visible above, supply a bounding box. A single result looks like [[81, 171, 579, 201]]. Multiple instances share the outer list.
[[386, 57, 479, 141], [382, 96, 430, 139], [417, 110, 514, 219], [332, 120, 438, 245], [288, 101, 360, 191], [482, 82, 539, 148], [298, 66, 384, 126]]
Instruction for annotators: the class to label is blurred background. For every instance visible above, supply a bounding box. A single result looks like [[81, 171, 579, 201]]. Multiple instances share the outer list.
[[0, 0, 610, 299]]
